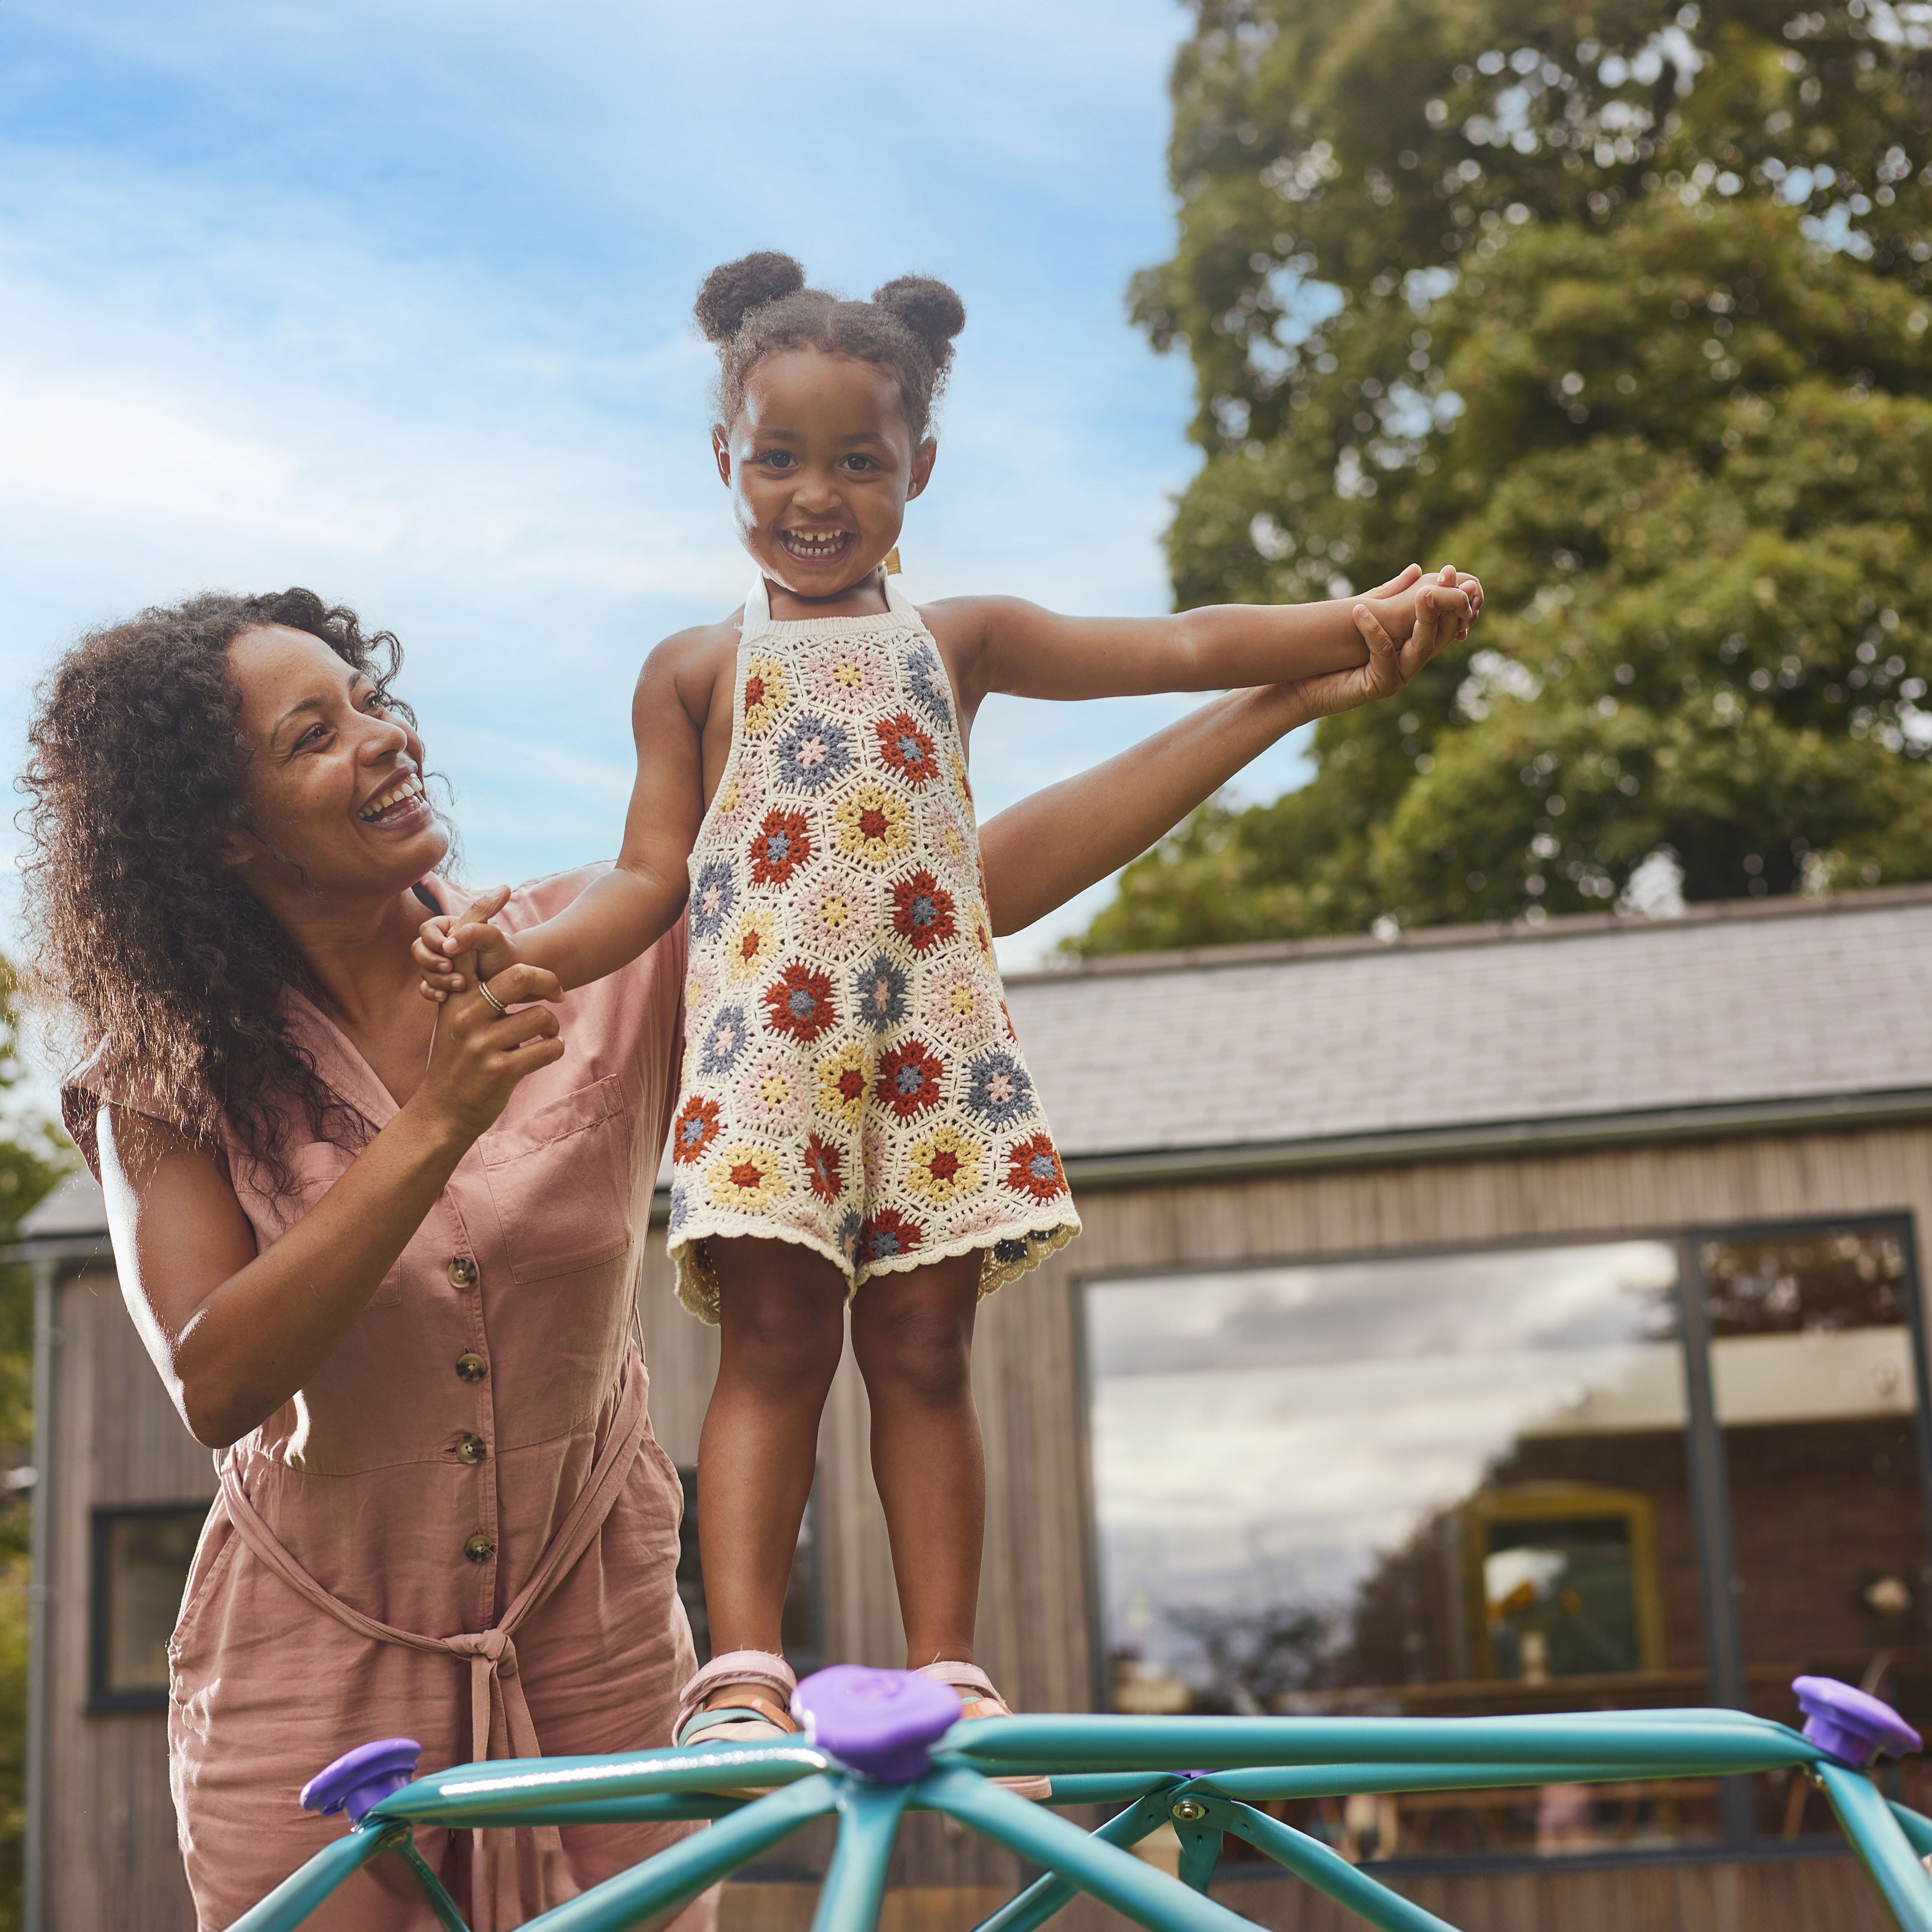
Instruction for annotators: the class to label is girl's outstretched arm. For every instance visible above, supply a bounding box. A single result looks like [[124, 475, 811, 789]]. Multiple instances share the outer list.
[[940, 565, 1479, 715], [416, 637, 708, 995], [979, 570, 1453, 935]]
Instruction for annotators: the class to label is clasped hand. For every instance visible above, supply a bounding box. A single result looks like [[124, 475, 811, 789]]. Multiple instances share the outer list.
[[1321, 561, 1483, 723], [415, 884, 532, 1003]]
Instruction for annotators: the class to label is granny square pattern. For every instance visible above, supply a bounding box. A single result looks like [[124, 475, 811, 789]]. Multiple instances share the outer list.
[[669, 576, 1079, 1321]]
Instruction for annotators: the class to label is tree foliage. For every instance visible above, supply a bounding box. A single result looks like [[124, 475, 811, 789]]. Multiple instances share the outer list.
[[1076, 0, 1932, 951], [0, 964, 74, 1931]]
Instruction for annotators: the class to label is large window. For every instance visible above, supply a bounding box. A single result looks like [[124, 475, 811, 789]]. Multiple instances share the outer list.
[[1083, 1221, 1930, 1863], [1701, 1229, 1932, 1837]]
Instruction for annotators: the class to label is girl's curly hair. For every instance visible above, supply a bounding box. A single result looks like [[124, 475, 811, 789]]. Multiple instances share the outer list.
[[695, 252, 967, 440], [21, 588, 433, 1191]]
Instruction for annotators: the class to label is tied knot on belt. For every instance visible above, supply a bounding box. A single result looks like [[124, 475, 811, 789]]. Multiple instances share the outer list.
[[449, 1627, 520, 1677]]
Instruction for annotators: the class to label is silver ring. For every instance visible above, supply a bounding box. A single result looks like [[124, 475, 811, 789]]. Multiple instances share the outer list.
[[477, 980, 507, 1017]]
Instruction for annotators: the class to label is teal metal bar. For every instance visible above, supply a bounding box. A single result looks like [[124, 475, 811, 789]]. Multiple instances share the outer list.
[[1889, 1800, 1932, 1861], [1038, 1774, 1175, 1806], [939, 1713, 1808, 1773], [1195, 1759, 1744, 1802], [516, 1773, 841, 1931], [1818, 1764, 1932, 1932], [1220, 1799, 1461, 1932], [227, 1823, 404, 1932], [233, 1701, 1932, 1932], [922, 1766, 1258, 1931], [970, 1789, 1177, 1932], [378, 1742, 829, 1824], [421, 1796, 743, 1831], [1173, 1815, 1220, 1894], [1499, 1716, 1770, 1731], [811, 1778, 915, 1932], [396, 1840, 471, 1932]]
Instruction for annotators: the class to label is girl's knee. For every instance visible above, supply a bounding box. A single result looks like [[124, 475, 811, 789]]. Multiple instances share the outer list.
[[853, 1300, 974, 1406], [717, 1282, 845, 1402], [723, 1317, 842, 1399]]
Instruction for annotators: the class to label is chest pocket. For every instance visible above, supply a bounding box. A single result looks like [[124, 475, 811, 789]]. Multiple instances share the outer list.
[[478, 1074, 634, 1284], [285, 1142, 406, 1307]]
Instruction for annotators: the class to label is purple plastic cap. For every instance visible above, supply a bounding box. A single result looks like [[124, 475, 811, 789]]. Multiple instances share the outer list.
[[790, 1666, 963, 1782], [1793, 1676, 1923, 1767], [300, 1738, 423, 1823]]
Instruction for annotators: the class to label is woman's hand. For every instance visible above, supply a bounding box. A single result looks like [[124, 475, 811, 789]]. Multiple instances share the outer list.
[[103, 954, 568, 1449], [412, 885, 529, 1000], [411, 961, 566, 1141]]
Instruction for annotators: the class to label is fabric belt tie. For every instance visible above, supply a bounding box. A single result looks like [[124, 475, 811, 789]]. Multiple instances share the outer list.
[[216, 1351, 650, 1932]]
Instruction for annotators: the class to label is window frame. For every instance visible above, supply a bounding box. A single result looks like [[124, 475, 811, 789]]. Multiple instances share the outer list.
[[86, 1501, 210, 1716], [1073, 1209, 1930, 1869]]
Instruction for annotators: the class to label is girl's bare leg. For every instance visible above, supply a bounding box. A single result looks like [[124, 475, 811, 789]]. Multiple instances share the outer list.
[[697, 1236, 848, 1704], [849, 1250, 985, 1668]]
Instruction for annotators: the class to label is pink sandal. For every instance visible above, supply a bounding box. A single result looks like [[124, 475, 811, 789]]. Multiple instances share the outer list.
[[674, 1649, 802, 1793], [916, 1661, 1052, 1801]]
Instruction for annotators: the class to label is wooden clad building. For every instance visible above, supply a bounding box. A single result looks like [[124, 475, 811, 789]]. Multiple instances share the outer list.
[[23, 885, 1932, 1929]]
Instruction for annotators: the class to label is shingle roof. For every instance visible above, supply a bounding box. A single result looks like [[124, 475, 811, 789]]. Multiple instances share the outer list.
[[36, 887, 1932, 1236], [19, 1170, 107, 1243], [1003, 886, 1932, 1164]]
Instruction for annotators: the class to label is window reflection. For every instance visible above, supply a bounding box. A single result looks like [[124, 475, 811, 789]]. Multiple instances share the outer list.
[[1702, 1229, 1932, 1837], [1087, 1241, 1722, 1857]]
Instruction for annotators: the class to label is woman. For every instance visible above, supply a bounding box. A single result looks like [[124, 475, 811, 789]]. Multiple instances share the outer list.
[[21, 574, 1453, 1930]]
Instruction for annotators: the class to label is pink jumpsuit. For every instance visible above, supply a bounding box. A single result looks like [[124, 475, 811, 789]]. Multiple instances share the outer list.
[[69, 869, 708, 1932]]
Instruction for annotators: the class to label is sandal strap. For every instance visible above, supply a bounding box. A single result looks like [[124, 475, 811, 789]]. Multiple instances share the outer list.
[[673, 1648, 798, 1739], [914, 1660, 1007, 1713], [677, 1694, 800, 1747]]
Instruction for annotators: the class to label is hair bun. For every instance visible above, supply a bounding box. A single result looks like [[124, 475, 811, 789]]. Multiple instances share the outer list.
[[872, 276, 967, 365], [695, 253, 806, 343]]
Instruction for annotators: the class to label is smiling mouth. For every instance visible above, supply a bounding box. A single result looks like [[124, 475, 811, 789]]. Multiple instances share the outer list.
[[778, 529, 855, 563], [358, 772, 427, 825]]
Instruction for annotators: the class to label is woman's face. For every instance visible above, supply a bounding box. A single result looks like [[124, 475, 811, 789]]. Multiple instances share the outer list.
[[224, 625, 446, 900]]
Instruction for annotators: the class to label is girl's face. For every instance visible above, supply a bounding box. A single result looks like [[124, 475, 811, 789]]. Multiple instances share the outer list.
[[713, 349, 936, 601], [222, 625, 447, 902]]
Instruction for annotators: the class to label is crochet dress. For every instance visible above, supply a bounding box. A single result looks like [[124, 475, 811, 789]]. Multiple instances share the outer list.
[[667, 574, 1080, 1321]]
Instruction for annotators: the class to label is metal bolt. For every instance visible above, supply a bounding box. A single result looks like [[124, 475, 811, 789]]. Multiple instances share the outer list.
[[1172, 1798, 1206, 1823]]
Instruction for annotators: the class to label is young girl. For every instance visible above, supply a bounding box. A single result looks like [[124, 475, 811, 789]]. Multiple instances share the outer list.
[[416, 252, 1479, 1768]]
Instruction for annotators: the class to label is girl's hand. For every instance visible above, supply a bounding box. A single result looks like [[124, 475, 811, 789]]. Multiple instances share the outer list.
[[413, 962, 566, 1141], [1442, 565, 1484, 640], [413, 886, 528, 1001]]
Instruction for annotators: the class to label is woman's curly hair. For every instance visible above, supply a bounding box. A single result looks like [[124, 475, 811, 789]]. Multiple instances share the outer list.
[[695, 252, 967, 439], [21, 588, 431, 1191]]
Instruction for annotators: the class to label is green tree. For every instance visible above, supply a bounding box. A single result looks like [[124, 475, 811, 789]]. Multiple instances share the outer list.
[[0, 965, 75, 1930], [1075, 0, 1932, 951]]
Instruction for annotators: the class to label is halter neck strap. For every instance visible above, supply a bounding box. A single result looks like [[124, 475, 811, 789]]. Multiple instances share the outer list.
[[741, 573, 774, 641], [741, 568, 909, 636]]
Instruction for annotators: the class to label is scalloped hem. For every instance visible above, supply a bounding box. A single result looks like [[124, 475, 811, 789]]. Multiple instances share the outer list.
[[670, 1209, 1081, 1325]]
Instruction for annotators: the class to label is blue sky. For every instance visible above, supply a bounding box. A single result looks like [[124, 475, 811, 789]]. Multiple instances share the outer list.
[[0, 0, 1316, 974]]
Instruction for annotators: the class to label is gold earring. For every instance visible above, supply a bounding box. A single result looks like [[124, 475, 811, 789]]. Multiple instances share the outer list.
[[882, 547, 902, 576]]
